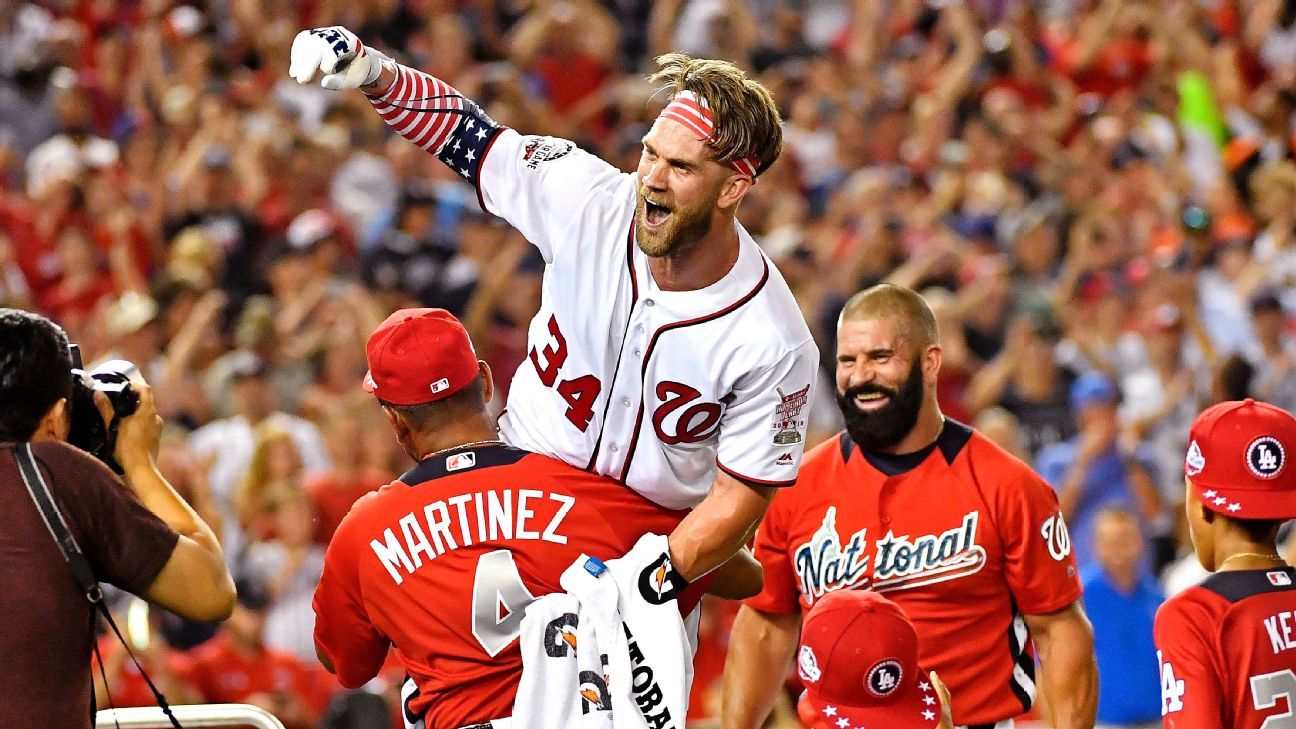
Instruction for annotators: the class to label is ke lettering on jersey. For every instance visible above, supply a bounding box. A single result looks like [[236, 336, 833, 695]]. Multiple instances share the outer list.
[[370, 488, 576, 585], [1155, 567, 1296, 729], [794, 507, 987, 602]]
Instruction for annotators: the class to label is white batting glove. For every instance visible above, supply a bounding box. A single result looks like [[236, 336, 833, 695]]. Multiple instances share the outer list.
[[289, 26, 390, 91]]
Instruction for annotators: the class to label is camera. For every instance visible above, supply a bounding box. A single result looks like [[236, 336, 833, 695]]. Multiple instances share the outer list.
[[67, 344, 140, 474]]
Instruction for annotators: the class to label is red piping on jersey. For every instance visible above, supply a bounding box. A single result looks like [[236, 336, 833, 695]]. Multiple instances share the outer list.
[[716, 460, 796, 487], [585, 221, 640, 472], [616, 255, 772, 484]]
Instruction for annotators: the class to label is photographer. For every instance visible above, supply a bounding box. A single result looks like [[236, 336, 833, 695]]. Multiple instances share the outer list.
[[0, 308, 235, 728]]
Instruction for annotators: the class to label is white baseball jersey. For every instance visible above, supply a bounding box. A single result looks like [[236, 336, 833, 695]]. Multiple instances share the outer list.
[[362, 64, 817, 510], [473, 130, 817, 509]]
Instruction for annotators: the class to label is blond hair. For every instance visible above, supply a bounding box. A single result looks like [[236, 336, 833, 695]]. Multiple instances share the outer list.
[[647, 53, 782, 175]]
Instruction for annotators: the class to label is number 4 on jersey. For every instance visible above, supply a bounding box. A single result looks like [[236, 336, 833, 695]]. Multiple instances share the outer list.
[[529, 316, 602, 431], [1159, 651, 1186, 716], [471, 550, 536, 657]]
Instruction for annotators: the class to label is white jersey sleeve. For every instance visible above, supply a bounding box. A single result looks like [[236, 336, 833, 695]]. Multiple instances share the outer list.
[[715, 338, 820, 485], [477, 129, 630, 263]]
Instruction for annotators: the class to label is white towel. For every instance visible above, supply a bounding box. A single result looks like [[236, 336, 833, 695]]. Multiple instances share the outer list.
[[511, 534, 692, 729]]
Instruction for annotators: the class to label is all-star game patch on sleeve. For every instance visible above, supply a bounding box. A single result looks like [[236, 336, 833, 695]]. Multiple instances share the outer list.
[[714, 338, 819, 486]]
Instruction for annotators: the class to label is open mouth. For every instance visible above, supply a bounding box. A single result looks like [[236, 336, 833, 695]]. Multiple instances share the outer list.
[[643, 198, 671, 227], [853, 392, 891, 412]]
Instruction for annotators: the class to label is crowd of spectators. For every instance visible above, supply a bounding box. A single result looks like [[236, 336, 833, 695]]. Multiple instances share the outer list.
[[5, 0, 1296, 725]]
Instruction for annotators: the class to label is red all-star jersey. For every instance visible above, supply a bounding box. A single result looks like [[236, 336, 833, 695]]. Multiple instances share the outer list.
[[313, 443, 689, 729], [746, 422, 1083, 727], [1155, 566, 1296, 729]]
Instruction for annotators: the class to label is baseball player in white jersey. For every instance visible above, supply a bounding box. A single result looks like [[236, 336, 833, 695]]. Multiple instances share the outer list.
[[289, 27, 818, 582]]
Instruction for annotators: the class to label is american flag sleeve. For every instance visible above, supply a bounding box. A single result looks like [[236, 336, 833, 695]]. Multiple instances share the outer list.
[[364, 63, 503, 185]]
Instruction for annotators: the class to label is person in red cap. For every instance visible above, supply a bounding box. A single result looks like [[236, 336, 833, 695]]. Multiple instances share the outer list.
[[1154, 398, 1296, 729], [312, 308, 757, 729], [796, 590, 954, 729]]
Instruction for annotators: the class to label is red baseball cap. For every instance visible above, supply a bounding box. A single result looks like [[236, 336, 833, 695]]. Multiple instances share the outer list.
[[1184, 399, 1296, 519], [796, 590, 940, 729], [362, 308, 480, 406]]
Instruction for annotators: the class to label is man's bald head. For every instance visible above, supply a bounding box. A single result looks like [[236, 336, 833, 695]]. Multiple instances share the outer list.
[[838, 284, 940, 351]]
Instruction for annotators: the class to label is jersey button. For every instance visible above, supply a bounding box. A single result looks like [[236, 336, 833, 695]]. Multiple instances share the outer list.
[[882, 516, 891, 525], [610, 444, 619, 452], [645, 299, 655, 307], [633, 349, 642, 357], [621, 398, 631, 407]]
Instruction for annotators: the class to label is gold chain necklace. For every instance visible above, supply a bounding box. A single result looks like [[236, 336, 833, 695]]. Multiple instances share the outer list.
[[425, 439, 505, 459], [1218, 551, 1286, 570]]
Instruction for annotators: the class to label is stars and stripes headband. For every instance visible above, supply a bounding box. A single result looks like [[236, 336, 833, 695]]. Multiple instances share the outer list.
[[658, 90, 761, 180]]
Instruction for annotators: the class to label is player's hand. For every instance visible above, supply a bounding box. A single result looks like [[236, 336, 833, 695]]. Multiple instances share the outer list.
[[289, 26, 389, 90], [931, 671, 955, 729]]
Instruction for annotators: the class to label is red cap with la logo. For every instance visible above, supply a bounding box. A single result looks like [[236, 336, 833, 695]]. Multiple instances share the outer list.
[[362, 308, 480, 406], [1184, 399, 1296, 519], [795, 590, 940, 729]]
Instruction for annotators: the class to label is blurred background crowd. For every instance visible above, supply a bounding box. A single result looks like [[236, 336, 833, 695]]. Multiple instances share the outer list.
[[4, 0, 1296, 726]]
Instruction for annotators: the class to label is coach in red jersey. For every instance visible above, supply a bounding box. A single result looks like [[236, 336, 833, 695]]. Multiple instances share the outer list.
[[722, 284, 1098, 729], [312, 308, 740, 728], [1155, 399, 1296, 729]]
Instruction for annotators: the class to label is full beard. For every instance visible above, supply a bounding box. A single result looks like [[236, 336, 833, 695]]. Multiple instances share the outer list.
[[837, 358, 926, 452], [635, 192, 715, 258]]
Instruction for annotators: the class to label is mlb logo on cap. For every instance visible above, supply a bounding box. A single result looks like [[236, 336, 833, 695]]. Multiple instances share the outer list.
[[362, 308, 480, 406], [796, 590, 941, 729], [1184, 399, 1296, 520]]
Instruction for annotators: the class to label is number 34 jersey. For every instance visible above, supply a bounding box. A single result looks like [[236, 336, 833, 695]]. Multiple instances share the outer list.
[[1155, 566, 1296, 729], [312, 444, 692, 729], [474, 129, 819, 510]]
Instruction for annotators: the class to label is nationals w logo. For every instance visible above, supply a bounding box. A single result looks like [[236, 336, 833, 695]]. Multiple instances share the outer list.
[[652, 382, 722, 445]]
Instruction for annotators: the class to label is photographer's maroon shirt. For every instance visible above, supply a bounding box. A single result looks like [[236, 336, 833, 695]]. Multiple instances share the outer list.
[[0, 441, 178, 729]]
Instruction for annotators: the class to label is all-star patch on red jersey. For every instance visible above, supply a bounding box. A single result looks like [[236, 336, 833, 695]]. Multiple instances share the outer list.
[[746, 421, 1083, 727], [1155, 566, 1296, 729], [313, 444, 692, 729]]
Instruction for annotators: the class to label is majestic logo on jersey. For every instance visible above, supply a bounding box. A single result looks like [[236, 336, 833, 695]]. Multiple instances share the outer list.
[[794, 507, 870, 601], [652, 382, 722, 445], [865, 660, 903, 698], [1040, 512, 1072, 562], [1246, 436, 1285, 479], [775, 452, 794, 466], [771, 385, 810, 445], [871, 511, 987, 592], [798, 646, 822, 683], [1185, 440, 1205, 476], [521, 136, 573, 170]]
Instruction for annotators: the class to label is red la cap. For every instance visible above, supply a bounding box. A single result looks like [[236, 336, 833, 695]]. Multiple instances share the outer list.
[[362, 308, 480, 406], [796, 590, 940, 729], [1184, 399, 1296, 519]]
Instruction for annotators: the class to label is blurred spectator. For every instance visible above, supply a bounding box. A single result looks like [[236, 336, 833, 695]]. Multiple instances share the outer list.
[[303, 405, 392, 545], [972, 406, 1029, 461], [967, 310, 1077, 458], [1038, 373, 1162, 572], [239, 489, 325, 663], [1083, 509, 1164, 729], [178, 580, 331, 729], [232, 421, 305, 543], [1247, 290, 1296, 411], [188, 353, 328, 560], [93, 600, 198, 710]]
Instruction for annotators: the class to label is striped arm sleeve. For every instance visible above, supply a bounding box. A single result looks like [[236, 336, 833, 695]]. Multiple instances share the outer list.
[[364, 63, 502, 183]]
